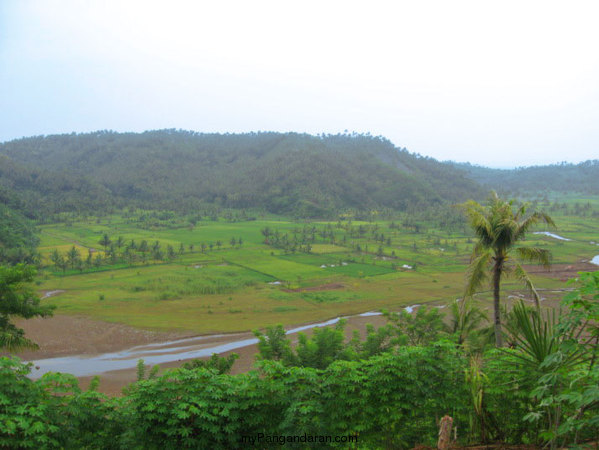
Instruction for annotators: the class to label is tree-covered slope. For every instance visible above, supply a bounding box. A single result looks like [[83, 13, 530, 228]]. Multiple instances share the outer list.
[[0, 202, 39, 264], [0, 155, 114, 219], [452, 160, 599, 196], [0, 130, 484, 216]]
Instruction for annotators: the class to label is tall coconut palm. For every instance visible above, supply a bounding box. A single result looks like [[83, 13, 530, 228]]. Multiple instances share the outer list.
[[460, 192, 554, 347]]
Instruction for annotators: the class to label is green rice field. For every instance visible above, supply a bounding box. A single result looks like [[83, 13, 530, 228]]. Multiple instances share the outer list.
[[35, 198, 599, 334]]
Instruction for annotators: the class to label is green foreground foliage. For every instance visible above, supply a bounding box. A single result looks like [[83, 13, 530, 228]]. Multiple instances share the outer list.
[[0, 344, 467, 449], [1, 272, 598, 449], [0, 264, 54, 350]]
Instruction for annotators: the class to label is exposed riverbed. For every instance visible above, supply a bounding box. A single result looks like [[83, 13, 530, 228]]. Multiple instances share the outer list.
[[26, 309, 402, 378]]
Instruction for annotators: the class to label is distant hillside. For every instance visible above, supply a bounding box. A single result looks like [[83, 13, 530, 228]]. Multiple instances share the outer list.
[[0, 154, 114, 219], [0, 130, 484, 217], [451, 161, 599, 196], [0, 201, 39, 264]]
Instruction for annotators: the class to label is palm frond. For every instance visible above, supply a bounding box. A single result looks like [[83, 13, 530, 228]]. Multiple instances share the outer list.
[[505, 300, 556, 367], [504, 301, 586, 371], [514, 202, 529, 221], [493, 217, 518, 251], [465, 249, 492, 297], [471, 240, 487, 258], [513, 263, 541, 309], [458, 200, 493, 244], [0, 330, 39, 351], [516, 246, 552, 269], [515, 212, 556, 240]]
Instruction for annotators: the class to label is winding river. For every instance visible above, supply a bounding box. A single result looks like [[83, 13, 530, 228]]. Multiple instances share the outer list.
[[27, 309, 401, 378]]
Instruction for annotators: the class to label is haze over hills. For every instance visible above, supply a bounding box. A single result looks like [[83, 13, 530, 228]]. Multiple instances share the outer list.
[[451, 160, 599, 196], [0, 130, 597, 221]]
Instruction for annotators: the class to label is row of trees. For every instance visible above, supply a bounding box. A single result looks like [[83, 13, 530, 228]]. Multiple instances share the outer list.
[[47, 234, 245, 273]]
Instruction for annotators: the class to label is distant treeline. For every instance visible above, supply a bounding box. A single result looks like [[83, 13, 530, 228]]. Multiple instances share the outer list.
[[452, 160, 599, 196]]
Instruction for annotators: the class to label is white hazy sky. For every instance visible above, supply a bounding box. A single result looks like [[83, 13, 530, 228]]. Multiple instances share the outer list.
[[1, 0, 598, 167]]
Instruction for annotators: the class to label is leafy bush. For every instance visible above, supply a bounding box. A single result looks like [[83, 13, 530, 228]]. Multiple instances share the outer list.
[[0, 345, 469, 449]]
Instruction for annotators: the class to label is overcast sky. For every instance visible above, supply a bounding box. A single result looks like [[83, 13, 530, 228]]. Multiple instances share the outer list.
[[1, 1, 598, 167]]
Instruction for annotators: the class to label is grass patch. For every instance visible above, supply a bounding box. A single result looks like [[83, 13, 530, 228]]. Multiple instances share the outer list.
[[301, 292, 361, 304], [326, 262, 395, 277], [272, 306, 299, 313], [33, 202, 599, 333]]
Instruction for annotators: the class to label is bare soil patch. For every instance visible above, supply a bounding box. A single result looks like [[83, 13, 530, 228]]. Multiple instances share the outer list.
[[524, 261, 598, 282], [8, 315, 191, 360], [283, 282, 345, 292]]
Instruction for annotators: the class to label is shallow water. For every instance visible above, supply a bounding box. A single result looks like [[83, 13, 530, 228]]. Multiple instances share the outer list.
[[403, 304, 420, 313], [28, 336, 261, 378], [27, 308, 412, 378], [41, 290, 65, 299], [532, 231, 571, 241]]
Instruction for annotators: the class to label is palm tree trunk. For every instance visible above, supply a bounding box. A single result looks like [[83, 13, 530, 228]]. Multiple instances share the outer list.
[[493, 260, 503, 347]]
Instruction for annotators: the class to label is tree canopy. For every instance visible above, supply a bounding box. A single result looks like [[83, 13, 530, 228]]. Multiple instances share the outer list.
[[0, 264, 54, 350], [0, 130, 484, 218]]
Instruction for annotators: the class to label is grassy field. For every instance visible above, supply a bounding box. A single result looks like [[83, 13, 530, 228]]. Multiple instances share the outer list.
[[34, 198, 599, 334]]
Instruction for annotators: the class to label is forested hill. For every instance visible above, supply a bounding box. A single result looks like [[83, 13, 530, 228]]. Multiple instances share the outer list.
[[452, 161, 599, 196], [0, 130, 483, 217]]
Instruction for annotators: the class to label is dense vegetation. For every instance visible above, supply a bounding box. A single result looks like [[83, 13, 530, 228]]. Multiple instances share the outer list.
[[1, 130, 485, 218], [0, 155, 113, 220], [2, 131, 597, 223], [1, 272, 597, 448], [0, 204, 39, 265], [0, 265, 54, 350], [453, 160, 599, 196]]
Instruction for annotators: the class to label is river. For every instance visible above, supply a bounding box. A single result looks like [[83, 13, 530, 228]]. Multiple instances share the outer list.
[[26, 309, 405, 378]]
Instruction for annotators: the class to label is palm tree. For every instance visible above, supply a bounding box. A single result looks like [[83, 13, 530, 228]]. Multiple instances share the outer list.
[[449, 298, 489, 349], [99, 233, 111, 253], [460, 192, 554, 347]]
